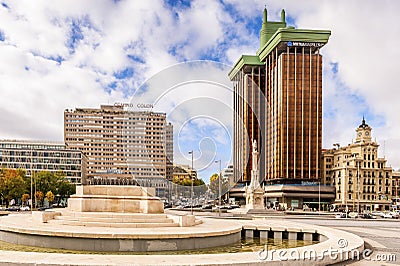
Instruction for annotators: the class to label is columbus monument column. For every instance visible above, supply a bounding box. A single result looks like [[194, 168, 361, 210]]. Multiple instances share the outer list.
[[245, 140, 265, 212]]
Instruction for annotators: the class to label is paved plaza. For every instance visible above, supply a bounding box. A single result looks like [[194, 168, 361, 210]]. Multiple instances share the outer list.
[[297, 218, 400, 265], [0, 211, 365, 265]]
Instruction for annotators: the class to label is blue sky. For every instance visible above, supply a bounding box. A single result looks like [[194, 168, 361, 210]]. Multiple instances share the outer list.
[[1, 0, 400, 183]]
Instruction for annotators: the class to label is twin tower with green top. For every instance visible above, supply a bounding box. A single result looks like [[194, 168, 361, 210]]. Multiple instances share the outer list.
[[230, 7, 333, 210]]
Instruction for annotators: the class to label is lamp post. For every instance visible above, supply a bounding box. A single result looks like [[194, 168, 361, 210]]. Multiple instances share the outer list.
[[344, 170, 348, 213], [356, 158, 361, 213], [396, 179, 399, 210], [188, 151, 194, 215], [30, 149, 33, 211], [318, 179, 321, 212], [215, 160, 222, 217]]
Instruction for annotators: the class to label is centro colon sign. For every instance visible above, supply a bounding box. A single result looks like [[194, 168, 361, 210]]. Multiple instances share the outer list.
[[114, 103, 154, 109], [287, 41, 324, 47]]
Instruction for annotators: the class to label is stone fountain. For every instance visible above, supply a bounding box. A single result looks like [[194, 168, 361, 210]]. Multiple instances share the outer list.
[[0, 184, 242, 252], [32, 185, 195, 228]]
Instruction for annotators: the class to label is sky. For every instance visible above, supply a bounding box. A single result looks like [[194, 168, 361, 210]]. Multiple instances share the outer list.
[[1, 0, 400, 183]]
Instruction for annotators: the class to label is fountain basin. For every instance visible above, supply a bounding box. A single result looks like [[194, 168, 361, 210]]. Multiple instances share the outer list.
[[0, 215, 364, 265], [0, 213, 241, 252]]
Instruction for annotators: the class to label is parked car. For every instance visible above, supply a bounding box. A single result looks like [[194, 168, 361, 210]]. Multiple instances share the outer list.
[[389, 211, 399, 219], [5, 206, 20, 212], [372, 212, 385, 218], [38, 206, 52, 211], [382, 211, 393, 219], [51, 203, 67, 208], [163, 203, 172, 209], [360, 213, 376, 219], [335, 213, 350, 219], [19, 206, 30, 211], [201, 204, 213, 210]]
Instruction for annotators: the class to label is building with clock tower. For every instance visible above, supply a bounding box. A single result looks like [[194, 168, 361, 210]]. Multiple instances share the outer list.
[[355, 117, 372, 143], [322, 118, 393, 212]]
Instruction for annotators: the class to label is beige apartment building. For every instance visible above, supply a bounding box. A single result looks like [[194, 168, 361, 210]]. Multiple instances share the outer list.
[[322, 118, 393, 211], [172, 164, 197, 183], [0, 140, 86, 183], [64, 105, 173, 189]]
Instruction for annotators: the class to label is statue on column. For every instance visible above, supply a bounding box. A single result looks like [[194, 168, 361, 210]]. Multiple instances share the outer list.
[[245, 139, 265, 212], [252, 140, 258, 170], [250, 139, 259, 189]]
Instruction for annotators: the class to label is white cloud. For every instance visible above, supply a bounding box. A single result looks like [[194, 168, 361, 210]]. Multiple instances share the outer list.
[[1, 0, 400, 172]]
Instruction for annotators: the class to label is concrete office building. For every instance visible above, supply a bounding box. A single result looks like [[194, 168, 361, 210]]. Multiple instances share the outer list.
[[222, 165, 234, 189], [0, 140, 86, 183], [166, 123, 174, 181], [64, 105, 173, 188], [229, 8, 334, 209], [322, 118, 393, 211]]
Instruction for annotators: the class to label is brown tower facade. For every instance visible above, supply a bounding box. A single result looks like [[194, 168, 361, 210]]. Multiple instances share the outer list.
[[230, 8, 330, 184]]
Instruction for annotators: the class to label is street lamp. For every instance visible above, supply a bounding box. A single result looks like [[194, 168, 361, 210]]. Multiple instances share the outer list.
[[30, 148, 33, 211], [215, 160, 222, 217], [318, 179, 321, 212], [29, 147, 39, 210], [188, 151, 194, 215], [356, 158, 361, 213]]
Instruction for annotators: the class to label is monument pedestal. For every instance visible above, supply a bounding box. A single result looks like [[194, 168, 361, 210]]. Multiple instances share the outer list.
[[245, 186, 264, 210], [67, 185, 164, 214], [245, 186, 266, 213]]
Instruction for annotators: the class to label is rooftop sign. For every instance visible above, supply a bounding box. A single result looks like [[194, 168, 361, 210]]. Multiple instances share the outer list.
[[287, 41, 325, 47], [114, 103, 154, 109]]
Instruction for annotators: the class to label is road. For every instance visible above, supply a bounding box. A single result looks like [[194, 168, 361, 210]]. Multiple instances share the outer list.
[[275, 217, 400, 265], [168, 209, 399, 264]]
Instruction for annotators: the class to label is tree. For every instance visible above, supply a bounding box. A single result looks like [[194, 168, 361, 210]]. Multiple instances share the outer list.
[[26, 171, 76, 205], [209, 173, 229, 199], [209, 173, 219, 195], [172, 176, 206, 187], [172, 176, 207, 199], [0, 169, 26, 207], [35, 171, 58, 195], [193, 179, 205, 186], [45, 191, 55, 205], [21, 193, 30, 206], [57, 177, 76, 201], [34, 191, 44, 207]]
